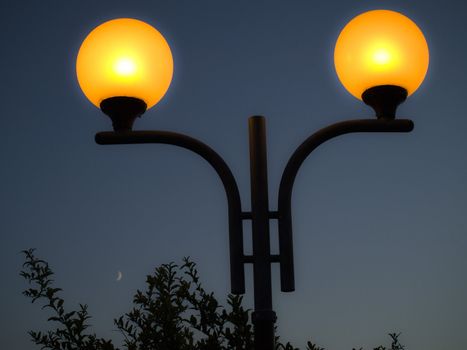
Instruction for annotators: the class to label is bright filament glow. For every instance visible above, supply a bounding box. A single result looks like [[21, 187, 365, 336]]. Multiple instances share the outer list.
[[366, 42, 402, 73], [334, 10, 429, 100], [114, 58, 137, 76], [373, 49, 391, 65], [76, 18, 173, 109]]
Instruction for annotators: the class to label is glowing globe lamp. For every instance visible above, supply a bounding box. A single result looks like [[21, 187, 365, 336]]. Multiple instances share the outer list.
[[334, 10, 429, 118], [76, 18, 173, 130]]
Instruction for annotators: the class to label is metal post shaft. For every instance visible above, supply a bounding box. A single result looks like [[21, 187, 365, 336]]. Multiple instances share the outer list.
[[249, 116, 276, 350]]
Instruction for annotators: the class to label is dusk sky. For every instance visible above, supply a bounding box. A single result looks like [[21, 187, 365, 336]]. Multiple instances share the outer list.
[[1, 0, 467, 349]]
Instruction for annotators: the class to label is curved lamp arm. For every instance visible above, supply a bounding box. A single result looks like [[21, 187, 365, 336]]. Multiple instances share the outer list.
[[95, 130, 246, 294], [277, 118, 414, 292]]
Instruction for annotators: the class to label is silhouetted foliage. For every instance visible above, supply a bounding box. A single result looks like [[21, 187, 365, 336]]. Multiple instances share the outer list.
[[115, 258, 254, 350], [21, 249, 405, 350], [21, 249, 115, 350]]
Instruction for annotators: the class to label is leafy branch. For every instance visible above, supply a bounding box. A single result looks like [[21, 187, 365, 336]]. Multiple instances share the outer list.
[[21, 248, 116, 350], [21, 249, 406, 350]]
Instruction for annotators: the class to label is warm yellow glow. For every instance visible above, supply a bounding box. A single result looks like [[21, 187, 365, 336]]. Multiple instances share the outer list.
[[334, 10, 429, 100], [76, 18, 173, 109], [114, 58, 137, 76], [373, 49, 391, 65]]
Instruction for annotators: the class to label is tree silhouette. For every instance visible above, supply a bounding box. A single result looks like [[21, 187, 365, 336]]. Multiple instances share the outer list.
[[21, 249, 405, 350]]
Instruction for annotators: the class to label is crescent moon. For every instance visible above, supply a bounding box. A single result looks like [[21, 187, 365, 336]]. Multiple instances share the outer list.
[[116, 271, 123, 281]]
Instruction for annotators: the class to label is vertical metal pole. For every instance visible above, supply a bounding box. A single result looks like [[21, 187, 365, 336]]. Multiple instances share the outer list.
[[249, 116, 276, 350]]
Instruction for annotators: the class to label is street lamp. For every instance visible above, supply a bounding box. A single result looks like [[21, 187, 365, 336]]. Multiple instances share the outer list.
[[76, 10, 428, 350], [334, 9, 429, 118], [76, 18, 173, 130]]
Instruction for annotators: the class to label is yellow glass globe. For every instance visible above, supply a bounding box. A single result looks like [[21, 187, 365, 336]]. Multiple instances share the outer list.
[[76, 18, 173, 109], [334, 10, 429, 100]]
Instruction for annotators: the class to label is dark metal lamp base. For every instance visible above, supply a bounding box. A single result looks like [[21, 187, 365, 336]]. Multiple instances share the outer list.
[[362, 85, 408, 119], [100, 96, 147, 131]]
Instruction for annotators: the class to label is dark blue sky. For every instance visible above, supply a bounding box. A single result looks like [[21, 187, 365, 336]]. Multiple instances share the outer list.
[[1, 0, 466, 349]]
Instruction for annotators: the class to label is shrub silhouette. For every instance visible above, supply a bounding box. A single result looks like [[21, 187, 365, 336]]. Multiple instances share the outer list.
[[21, 249, 405, 350]]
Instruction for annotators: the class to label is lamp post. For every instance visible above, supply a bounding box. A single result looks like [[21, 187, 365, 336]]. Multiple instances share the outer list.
[[76, 10, 429, 350]]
